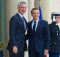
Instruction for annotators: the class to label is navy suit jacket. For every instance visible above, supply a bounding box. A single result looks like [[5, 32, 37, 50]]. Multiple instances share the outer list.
[[7, 13, 27, 52], [27, 20, 51, 53]]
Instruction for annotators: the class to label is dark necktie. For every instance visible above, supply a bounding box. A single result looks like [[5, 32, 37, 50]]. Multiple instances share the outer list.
[[33, 21, 36, 32]]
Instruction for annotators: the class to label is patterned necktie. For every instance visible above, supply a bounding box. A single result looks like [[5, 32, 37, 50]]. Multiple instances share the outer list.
[[33, 21, 36, 32], [22, 16, 26, 32]]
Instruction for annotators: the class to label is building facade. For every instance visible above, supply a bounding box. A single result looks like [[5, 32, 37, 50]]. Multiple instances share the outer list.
[[0, 0, 60, 57]]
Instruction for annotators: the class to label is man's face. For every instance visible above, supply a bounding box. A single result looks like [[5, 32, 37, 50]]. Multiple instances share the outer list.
[[55, 16, 60, 23], [18, 4, 26, 15], [32, 10, 39, 20]]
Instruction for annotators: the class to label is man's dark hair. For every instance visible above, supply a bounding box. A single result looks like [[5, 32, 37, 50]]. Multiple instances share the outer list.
[[31, 8, 39, 14]]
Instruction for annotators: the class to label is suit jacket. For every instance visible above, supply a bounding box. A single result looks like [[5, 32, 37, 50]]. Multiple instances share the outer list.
[[49, 22, 60, 53], [7, 13, 27, 52], [27, 20, 51, 53]]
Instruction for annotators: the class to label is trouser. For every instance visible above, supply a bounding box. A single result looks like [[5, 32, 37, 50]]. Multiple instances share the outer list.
[[0, 51, 3, 57], [9, 51, 24, 57], [28, 45, 44, 57], [29, 50, 44, 57]]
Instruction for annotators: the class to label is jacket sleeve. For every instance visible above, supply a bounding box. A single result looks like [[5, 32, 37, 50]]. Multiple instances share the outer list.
[[44, 21, 51, 50], [9, 16, 17, 46], [25, 22, 32, 40]]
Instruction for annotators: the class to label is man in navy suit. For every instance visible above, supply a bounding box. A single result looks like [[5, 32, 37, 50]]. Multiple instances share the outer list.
[[26, 8, 51, 57], [7, 1, 27, 57]]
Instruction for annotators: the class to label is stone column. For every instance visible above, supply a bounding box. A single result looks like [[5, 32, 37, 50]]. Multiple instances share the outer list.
[[40, 0, 60, 23], [40, 0, 52, 23], [28, 0, 34, 21], [34, 0, 40, 9]]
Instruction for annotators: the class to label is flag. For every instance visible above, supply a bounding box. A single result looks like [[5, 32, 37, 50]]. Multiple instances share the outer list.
[[39, 6, 42, 20]]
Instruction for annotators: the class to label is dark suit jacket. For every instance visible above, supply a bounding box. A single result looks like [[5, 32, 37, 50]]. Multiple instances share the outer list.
[[7, 13, 27, 52], [49, 22, 60, 53], [27, 20, 51, 53]]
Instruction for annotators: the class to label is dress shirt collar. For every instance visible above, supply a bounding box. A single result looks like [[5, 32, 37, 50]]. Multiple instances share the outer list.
[[33, 19, 39, 23], [56, 23, 60, 29], [18, 12, 23, 18]]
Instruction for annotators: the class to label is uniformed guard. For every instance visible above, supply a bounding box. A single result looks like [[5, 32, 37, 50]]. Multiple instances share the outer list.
[[49, 13, 60, 57]]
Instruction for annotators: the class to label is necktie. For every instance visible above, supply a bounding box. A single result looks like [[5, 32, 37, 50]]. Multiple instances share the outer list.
[[33, 21, 36, 32], [22, 17, 26, 31]]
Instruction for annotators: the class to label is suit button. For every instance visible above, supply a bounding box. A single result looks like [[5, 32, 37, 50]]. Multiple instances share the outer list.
[[58, 38, 60, 39], [56, 30, 58, 33], [59, 34, 60, 35], [57, 33, 58, 35], [54, 42, 56, 44]]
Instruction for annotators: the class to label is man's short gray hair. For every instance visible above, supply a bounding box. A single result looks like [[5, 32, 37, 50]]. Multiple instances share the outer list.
[[17, 1, 26, 7]]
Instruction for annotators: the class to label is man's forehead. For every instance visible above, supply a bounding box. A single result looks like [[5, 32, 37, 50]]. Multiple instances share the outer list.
[[56, 16, 60, 18], [33, 10, 39, 12]]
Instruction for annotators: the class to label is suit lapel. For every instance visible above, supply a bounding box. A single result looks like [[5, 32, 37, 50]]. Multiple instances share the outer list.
[[31, 21, 33, 31], [29, 21, 33, 31], [36, 20, 43, 32], [16, 13, 22, 22], [15, 13, 25, 31]]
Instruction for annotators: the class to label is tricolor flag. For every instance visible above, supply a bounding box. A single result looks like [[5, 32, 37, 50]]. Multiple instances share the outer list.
[[39, 6, 42, 20]]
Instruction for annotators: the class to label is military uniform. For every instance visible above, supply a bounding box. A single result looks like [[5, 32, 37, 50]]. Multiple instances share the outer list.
[[49, 22, 60, 57]]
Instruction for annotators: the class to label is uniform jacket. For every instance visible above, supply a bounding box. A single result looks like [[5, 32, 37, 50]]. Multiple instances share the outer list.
[[49, 22, 60, 53]]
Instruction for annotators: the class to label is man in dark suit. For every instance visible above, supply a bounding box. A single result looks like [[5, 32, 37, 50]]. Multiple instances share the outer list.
[[26, 8, 51, 57], [7, 1, 27, 57], [49, 14, 60, 57]]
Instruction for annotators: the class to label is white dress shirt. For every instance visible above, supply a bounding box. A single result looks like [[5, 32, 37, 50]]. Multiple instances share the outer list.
[[18, 12, 23, 18]]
